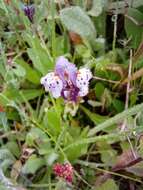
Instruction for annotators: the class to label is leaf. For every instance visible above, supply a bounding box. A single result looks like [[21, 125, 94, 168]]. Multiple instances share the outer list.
[[23, 33, 53, 74], [96, 179, 119, 190], [64, 133, 121, 156], [45, 151, 59, 166], [60, 6, 96, 39], [4, 141, 20, 158], [15, 58, 41, 84], [3, 87, 43, 103], [88, 103, 143, 136], [96, 141, 117, 166], [12, 64, 26, 77], [0, 112, 8, 131], [88, 0, 106, 17], [55, 180, 69, 190], [112, 149, 142, 171], [95, 82, 105, 100], [69, 32, 82, 44], [0, 148, 15, 171], [112, 99, 124, 113], [126, 161, 143, 177], [108, 0, 143, 14], [125, 8, 143, 48], [26, 128, 50, 148], [22, 155, 45, 174], [80, 105, 108, 125], [43, 108, 61, 136], [63, 127, 88, 161], [11, 160, 22, 180]]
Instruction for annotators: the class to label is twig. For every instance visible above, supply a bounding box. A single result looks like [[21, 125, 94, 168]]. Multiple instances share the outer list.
[[112, 14, 118, 52], [93, 76, 120, 84], [0, 131, 18, 139], [125, 14, 143, 27], [121, 50, 137, 158], [121, 50, 132, 132]]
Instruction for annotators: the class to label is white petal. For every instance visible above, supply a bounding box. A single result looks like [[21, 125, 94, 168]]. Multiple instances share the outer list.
[[78, 68, 92, 81], [78, 86, 89, 97], [51, 89, 62, 98], [41, 72, 63, 98], [40, 76, 46, 85]]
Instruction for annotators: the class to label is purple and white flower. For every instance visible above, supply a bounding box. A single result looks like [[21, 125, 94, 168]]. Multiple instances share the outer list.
[[40, 56, 92, 102]]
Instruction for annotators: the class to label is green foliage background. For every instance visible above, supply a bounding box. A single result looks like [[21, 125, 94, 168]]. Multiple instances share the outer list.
[[1, 0, 143, 189]]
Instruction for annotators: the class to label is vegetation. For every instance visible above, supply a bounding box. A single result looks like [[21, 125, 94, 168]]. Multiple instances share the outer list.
[[1, 0, 143, 189]]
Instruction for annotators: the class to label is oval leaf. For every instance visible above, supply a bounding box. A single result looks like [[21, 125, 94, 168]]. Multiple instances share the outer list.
[[60, 6, 96, 39]]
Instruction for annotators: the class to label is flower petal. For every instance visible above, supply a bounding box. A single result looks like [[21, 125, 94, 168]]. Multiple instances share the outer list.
[[78, 87, 88, 97], [76, 68, 92, 97], [78, 68, 92, 81], [40, 72, 63, 98], [55, 56, 77, 85]]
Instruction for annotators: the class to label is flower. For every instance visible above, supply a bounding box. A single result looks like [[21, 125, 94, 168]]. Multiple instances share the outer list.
[[23, 5, 35, 22], [53, 163, 73, 183], [40, 56, 92, 102]]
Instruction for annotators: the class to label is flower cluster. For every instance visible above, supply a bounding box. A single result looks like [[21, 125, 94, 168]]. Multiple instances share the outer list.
[[41, 56, 92, 102], [53, 163, 73, 183], [23, 4, 35, 22]]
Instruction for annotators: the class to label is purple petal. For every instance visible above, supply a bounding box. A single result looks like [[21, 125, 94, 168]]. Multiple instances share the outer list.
[[61, 85, 79, 102], [23, 5, 35, 22], [55, 56, 77, 85]]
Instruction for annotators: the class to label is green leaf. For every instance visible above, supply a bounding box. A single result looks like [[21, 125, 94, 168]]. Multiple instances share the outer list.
[[23, 33, 53, 74], [12, 64, 26, 77], [88, 103, 143, 136], [64, 133, 122, 153], [80, 105, 108, 125], [0, 148, 15, 171], [125, 8, 143, 48], [3, 87, 43, 103], [43, 108, 61, 136], [63, 127, 88, 161], [55, 180, 70, 190], [96, 141, 117, 166], [96, 179, 118, 190], [45, 151, 59, 166], [26, 128, 50, 147], [15, 58, 41, 84], [88, 0, 106, 17], [60, 6, 96, 39], [4, 141, 20, 158], [95, 82, 105, 100], [112, 99, 124, 113], [22, 155, 45, 174], [0, 112, 8, 131]]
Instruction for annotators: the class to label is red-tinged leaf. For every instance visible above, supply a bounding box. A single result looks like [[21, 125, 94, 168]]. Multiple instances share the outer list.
[[112, 149, 142, 171], [69, 32, 83, 45], [4, 0, 11, 5], [0, 105, 4, 112], [126, 161, 143, 177]]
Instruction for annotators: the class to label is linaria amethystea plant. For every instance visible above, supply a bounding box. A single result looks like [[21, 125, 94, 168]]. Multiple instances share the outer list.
[[40, 56, 92, 102]]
